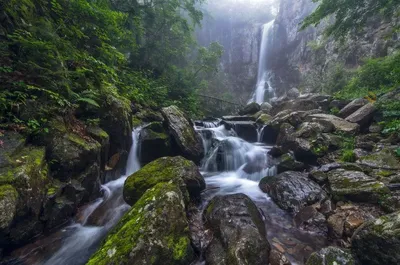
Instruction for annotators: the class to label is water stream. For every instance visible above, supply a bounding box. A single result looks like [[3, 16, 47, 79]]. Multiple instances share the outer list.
[[250, 19, 276, 104]]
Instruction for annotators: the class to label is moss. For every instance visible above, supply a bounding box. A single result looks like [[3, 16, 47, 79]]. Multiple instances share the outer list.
[[0, 184, 18, 200], [377, 170, 395, 178], [87, 182, 193, 265], [360, 148, 400, 169], [341, 150, 357, 162], [67, 133, 100, 151], [132, 116, 143, 127]]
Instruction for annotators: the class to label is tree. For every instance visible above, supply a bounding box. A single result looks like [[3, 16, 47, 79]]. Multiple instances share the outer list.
[[301, 0, 400, 39]]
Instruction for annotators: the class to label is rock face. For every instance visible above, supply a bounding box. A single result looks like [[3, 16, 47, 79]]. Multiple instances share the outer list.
[[123, 156, 205, 205], [138, 122, 172, 165], [161, 105, 204, 163], [352, 212, 400, 265], [204, 194, 271, 265], [87, 183, 194, 265], [259, 171, 326, 213], [306, 247, 355, 265]]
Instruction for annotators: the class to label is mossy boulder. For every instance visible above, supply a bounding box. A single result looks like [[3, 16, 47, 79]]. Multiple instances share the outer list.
[[305, 114, 359, 135], [306, 247, 355, 265], [204, 194, 270, 265], [270, 99, 319, 116], [0, 131, 25, 168], [87, 126, 110, 170], [139, 122, 172, 165], [276, 153, 306, 174], [259, 171, 326, 213], [256, 114, 272, 125], [352, 211, 400, 265], [327, 169, 389, 203], [0, 185, 18, 230], [359, 148, 400, 170], [87, 182, 194, 265], [123, 156, 205, 205], [161, 106, 204, 163], [239, 102, 261, 115]]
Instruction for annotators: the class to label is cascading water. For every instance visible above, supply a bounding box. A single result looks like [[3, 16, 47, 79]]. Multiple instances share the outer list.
[[249, 19, 276, 104], [10, 128, 142, 265]]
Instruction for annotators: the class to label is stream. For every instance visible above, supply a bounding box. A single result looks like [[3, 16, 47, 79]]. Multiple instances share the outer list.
[[5, 124, 327, 265]]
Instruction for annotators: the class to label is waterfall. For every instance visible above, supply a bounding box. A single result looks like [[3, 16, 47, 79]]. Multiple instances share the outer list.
[[250, 20, 275, 104]]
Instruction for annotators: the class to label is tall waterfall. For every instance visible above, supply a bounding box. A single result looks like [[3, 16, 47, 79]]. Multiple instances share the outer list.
[[250, 20, 275, 104]]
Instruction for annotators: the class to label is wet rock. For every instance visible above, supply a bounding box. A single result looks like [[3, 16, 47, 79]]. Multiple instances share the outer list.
[[294, 205, 327, 235], [259, 171, 326, 213], [269, 146, 284, 157], [338, 98, 368, 118], [204, 194, 270, 265], [270, 99, 320, 116], [269, 249, 291, 265], [222, 116, 255, 122], [42, 196, 75, 230], [306, 247, 355, 265], [287, 88, 300, 99], [352, 211, 400, 265], [222, 121, 257, 142], [345, 103, 376, 129], [296, 122, 329, 138], [306, 114, 359, 135], [276, 153, 306, 174], [87, 126, 110, 170], [358, 148, 400, 170], [138, 122, 172, 165], [261, 102, 273, 113], [123, 156, 205, 205], [256, 114, 272, 124], [87, 183, 194, 265], [0, 185, 18, 230], [162, 105, 204, 163], [0, 131, 25, 168], [239, 102, 261, 115], [327, 169, 389, 203]]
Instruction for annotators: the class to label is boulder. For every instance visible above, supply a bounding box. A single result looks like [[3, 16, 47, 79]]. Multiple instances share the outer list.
[[306, 114, 359, 135], [222, 121, 257, 142], [123, 156, 205, 205], [161, 106, 204, 163], [256, 114, 272, 125], [87, 183, 194, 265], [239, 102, 261, 115], [276, 153, 306, 174], [204, 194, 270, 265], [352, 211, 400, 265], [327, 169, 389, 203], [138, 122, 172, 165], [287, 88, 300, 99], [345, 103, 376, 129], [358, 148, 400, 170], [330, 99, 352, 111], [270, 100, 320, 116], [269, 250, 291, 265], [260, 102, 273, 113], [294, 206, 328, 235], [0, 131, 25, 168], [0, 185, 18, 231], [306, 247, 355, 265], [259, 171, 326, 213], [338, 98, 368, 118]]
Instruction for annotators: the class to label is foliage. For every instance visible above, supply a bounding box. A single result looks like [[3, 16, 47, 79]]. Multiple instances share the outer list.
[[301, 0, 400, 40], [337, 134, 356, 162], [341, 150, 357, 163]]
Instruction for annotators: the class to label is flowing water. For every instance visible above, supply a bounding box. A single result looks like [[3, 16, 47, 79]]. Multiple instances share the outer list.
[[250, 19, 276, 104], [6, 128, 142, 265]]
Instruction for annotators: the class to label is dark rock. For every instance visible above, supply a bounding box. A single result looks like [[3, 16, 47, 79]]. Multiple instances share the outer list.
[[345, 103, 376, 129], [88, 183, 194, 265], [259, 171, 326, 213], [306, 114, 359, 135], [269, 249, 291, 265], [338, 98, 368, 118], [306, 247, 355, 265], [162, 105, 204, 163], [294, 205, 328, 235], [270, 99, 320, 116], [327, 169, 389, 203], [352, 211, 400, 265], [222, 116, 255, 122], [276, 153, 306, 174], [123, 156, 205, 205], [239, 102, 261, 115], [222, 121, 257, 142], [204, 194, 271, 265], [0, 131, 25, 168], [268, 146, 284, 157], [287, 88, 300, 99], [139, 122, 172, 165], [358, 148, 400, 170]]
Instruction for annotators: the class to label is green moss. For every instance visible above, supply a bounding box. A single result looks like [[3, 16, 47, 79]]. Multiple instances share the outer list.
[[0, 184, 18, 200], [132, 117, 143, 127], [377, 170, 395, 178], [341, 150, 357, 162]]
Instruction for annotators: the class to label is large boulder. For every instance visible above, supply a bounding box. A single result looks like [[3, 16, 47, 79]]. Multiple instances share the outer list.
[[352, 211, 400, 265], [259, 172, 326, 213], [222, 121, 257, 142], [327, 169, 389, 203], [306, 247, 355, 265], [338, 98, 368, 118], [306, 114, 359, 135], [345, 103, 376, 129], [358, 148, 400, 170], [287, 88, 300, 99], [276, 153, 306, 174], [87, 182, 194, 265], [138, 122, 172, 165], [239, 102, 261, 115], [204, 194, 270, 265], [260, 102, 273, 113], [123, 156, 205, 205], [161, 106, 204, 163]]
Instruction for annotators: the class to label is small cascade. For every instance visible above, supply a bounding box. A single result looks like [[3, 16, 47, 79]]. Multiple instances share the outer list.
[[257, 125, 266, 142], [249, 20, 276, 104]]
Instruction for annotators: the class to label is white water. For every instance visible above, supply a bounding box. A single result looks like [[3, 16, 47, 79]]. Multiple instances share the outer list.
[[38, 128, 142, 265], [250, 20, 276, 104]]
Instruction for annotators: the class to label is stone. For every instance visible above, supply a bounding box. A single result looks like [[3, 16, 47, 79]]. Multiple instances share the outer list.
[[256, 114, 272, 124], [222, 116, 255, 122], [239, 102, 261, 115], [338, 98, 368, 118], [204, 194, 271, 265], [327, 169, 389, 203], [0, 131, 25, 168], [222, 121, 257, 142], [345, 103, 376, 129], [276, 153, 306, 174], [306, 114, 359, 135], [358, 148, 400, 170], [123, 156, 205, 205], [0, 185, 18, 230], [261, 102, 273, 112], [352, 211, 400, 265], [87, 183, 194, 265], [269, 249, 291, 265], [259, 171, 326, 213], [330, 99, 352, 111], [161, 105, 204, 163], [270, 99, 320, 116], [294, 205, 328, 235], [306, 247, 355, 265], [138, 122, 172, 165], [287, 88, 300, 99]]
